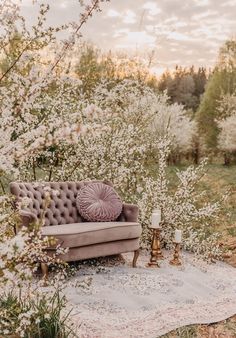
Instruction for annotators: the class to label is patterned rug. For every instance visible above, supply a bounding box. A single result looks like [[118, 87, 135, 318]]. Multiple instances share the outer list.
[[64, 251, 236, 338]]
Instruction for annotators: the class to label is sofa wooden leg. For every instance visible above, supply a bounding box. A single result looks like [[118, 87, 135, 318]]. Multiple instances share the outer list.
[[41, 263, 49, 284], [132, 249, 139, 268]]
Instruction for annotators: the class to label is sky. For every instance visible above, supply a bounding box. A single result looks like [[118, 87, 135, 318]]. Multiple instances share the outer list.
[[21, 0, 236, 75]]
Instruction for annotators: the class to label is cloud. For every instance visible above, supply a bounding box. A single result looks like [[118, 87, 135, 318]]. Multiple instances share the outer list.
[[122, 10, 137, 24], [192, 10, 218, 20], [220, 0, 236, 7], [194, 0, 210, 7], [115, 31, 156, 49], [106, 8, 137, 24], [19, 0, 236, 73], [142, 2, 162, 15], [59, 1, 70, 9], [107, 9, 120, 17], [113, 29, 130, 38], [168, 32, 192, 42]]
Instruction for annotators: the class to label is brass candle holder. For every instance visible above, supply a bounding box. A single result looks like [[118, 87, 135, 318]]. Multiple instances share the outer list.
[[169, 242, 182, 266], [156, 228, 164, 260], [148, 228, 164, 267]]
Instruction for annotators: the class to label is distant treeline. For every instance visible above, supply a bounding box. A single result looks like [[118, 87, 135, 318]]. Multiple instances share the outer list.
[[157, 65, 209, 113]]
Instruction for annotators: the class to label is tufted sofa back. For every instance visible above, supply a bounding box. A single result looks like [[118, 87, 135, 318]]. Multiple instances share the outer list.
[[10, 181, 112, 227]]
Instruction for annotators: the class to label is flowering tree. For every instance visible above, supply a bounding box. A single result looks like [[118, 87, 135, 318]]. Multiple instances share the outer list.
[[54, 80, 156, 198], [217, 93, 236, 163], [33, 78, 223, 261], [149, 91, 197, 156], [0, 1, 108, 336], [51, 80, 196, 195], [0, 0, 196, 188], [0, 188, 82, 336], [0, 0, 108, 185], [137, 136, 226, 260]]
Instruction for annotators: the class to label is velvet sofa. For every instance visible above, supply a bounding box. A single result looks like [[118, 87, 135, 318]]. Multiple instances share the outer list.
[[10, 180, 142, 276]]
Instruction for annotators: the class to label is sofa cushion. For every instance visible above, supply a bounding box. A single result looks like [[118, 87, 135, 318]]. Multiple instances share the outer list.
[[76, 182, 122, 222], [41, 222, 142, 248]]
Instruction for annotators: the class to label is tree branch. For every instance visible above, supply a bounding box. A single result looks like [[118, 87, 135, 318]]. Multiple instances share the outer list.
[[0, 0, 102, 84], [48, 0, 101, 76], [0, 39, 35, 83]]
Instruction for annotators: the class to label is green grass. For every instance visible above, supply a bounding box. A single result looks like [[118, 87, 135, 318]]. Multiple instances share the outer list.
[[160, 316, 236, 338], [160, 325, 197, 338], [0, 289, 75, 338]]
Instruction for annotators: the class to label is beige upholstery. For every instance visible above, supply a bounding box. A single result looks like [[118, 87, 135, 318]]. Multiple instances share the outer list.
[[42, 222, 141, 248], [10, 181, 141, 263], [51, 239, 140, 262]]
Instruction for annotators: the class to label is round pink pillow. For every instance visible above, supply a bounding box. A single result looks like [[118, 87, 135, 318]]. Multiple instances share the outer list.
[[76, 182, 122, 222]]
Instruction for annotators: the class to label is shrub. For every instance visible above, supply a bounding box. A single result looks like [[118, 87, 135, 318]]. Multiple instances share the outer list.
[[137, 136, 227, 261], [0, 190, 75, 338], [0, 288, 74, 338]]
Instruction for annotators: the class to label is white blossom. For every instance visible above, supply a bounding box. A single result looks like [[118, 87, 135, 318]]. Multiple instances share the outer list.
[[217, 93, 236, 153]]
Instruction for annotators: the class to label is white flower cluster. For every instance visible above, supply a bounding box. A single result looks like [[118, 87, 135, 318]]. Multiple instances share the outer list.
[[0, 194, 73, 336], [0, 285, 74, 337], [184, 226, 223, 262], [0, 1, 107, 335], [37, 78, 224, 260], [150, 91, 197, 153], [217, 93, 236, 153], [53, 80, 196, 196], [137, 136, 227, 260], [0, 0, 106, 181], [0, 65, 87, 179]]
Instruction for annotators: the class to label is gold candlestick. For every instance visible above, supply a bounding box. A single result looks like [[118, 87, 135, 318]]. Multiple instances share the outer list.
[[148, 228, 163, 267], [156, 228, 164, 260], [169, 242, 182, 266]]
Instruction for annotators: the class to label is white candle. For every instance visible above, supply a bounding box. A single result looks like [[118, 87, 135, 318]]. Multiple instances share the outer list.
[[174, 229, 182, 243], [150, 210, 161, 229]]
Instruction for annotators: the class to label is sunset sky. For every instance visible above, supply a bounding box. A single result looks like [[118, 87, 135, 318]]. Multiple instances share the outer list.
[[21, 0, 236, 74]]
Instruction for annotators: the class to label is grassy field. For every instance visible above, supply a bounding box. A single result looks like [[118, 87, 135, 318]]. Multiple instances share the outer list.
[[199, 164, 236, 228]]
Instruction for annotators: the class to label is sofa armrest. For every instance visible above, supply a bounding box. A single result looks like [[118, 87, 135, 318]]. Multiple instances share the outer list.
[[120, 203, 139, 222], [18, 210, 37, 229]]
